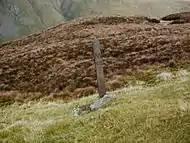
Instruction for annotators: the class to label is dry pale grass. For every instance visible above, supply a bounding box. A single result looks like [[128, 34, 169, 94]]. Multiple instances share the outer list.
[[0, 70, 190, 143]]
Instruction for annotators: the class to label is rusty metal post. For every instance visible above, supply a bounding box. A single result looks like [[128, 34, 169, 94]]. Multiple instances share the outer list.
[[92, 39, 106, 98]]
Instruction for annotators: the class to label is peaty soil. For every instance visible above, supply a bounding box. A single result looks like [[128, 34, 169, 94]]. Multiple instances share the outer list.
[[0, 14, 190, 100]]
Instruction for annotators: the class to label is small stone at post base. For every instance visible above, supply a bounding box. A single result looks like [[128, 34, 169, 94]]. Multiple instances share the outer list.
[[89, 94, 117, 111]]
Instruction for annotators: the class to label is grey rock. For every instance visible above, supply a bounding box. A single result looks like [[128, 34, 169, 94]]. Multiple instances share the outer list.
[[89, 94, 117, 111], [156, 72, 174, 81], [72, 108, 80, 117]]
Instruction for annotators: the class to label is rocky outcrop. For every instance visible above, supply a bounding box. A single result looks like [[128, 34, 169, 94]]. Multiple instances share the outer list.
[[161, 11, 190, 24]]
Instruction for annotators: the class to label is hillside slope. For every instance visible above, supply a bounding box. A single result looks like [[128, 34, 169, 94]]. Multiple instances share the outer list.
[[0, 0, 81, 43], [0, 71, 190, 142], [0, 14, 190, 99], [1, 0, 190, 43]]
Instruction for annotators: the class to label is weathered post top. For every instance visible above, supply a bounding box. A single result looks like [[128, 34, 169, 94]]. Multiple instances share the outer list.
[[92, 39, 106, 98]]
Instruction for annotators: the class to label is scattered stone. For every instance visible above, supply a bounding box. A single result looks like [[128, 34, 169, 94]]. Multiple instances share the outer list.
[[177, 70, 189, 81], [72, 108, 80, 117], [136, 81, 145, 85], [178, 98, 190, 112], [177, 70, 189, 77], [156, 72, 174, 81], [160, 20, 173, 26]]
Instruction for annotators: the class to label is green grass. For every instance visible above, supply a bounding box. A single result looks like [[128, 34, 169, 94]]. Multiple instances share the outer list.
[[0, 69, 190, 143]]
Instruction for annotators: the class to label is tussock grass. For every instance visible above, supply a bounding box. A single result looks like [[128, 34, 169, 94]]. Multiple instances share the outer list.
[[0, 70, 190, 143]]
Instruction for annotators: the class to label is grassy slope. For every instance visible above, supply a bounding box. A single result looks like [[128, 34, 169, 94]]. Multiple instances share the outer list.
[[0, 69, 190, 143]]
